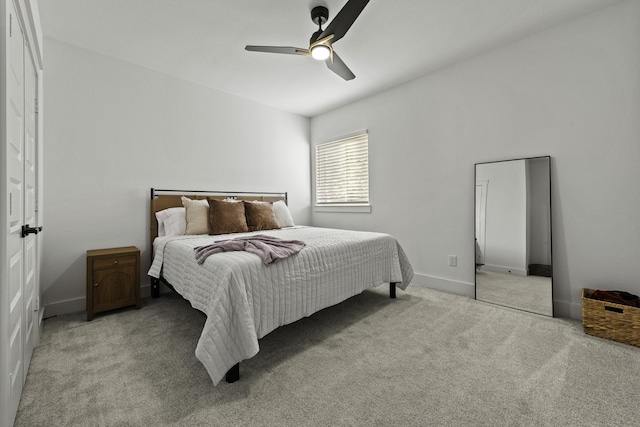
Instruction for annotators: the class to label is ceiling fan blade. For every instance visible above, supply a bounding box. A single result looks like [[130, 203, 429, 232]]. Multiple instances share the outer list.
[[325, 51, 355, 81], [245, 46, 309, 56], [309, 34, 334, 50], [318, 0, 369, 43]]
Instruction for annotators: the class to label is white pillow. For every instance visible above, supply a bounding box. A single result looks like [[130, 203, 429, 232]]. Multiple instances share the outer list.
[[272, 200, 294, 228], [155, 207, 186, 237], [181, 196, 209, 235]]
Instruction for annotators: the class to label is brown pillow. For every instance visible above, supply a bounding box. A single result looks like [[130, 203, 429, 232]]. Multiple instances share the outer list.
[[208, 198, 249, 235], [244, 201, 280, 232]]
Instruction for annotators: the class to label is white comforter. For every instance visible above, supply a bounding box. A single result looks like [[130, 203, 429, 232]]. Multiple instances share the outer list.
[[148, 226, 413, 385]]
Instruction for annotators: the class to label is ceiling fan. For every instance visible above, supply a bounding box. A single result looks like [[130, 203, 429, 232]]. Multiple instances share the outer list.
[[245, 0, 370, 81]]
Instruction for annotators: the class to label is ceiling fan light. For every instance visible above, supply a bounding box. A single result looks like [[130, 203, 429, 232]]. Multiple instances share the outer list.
[[311, 44, 331, 60]]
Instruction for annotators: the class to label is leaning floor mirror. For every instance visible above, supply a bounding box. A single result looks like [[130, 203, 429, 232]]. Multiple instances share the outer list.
[[475, 156, 553, 316]]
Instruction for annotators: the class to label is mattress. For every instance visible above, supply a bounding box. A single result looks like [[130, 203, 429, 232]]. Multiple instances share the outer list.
[[148, 226, 414, 385]]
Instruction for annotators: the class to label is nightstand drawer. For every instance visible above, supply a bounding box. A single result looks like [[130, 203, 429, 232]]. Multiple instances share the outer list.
[[92, 255, 136, 270]]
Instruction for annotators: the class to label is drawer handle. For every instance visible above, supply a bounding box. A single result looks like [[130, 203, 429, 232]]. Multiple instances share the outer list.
[[94, 283, 99, 287], [605, 306, 623, 314], [113, 260, 118, 264]]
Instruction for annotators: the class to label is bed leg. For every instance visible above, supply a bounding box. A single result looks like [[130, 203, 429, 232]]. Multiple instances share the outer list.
[[390, 283, 397, 299], [151, 278, 160, 299], [226, 363, 240, 383]]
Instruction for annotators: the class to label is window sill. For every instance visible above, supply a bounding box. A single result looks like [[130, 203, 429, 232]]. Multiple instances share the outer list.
[[314, 205, 372, 213]]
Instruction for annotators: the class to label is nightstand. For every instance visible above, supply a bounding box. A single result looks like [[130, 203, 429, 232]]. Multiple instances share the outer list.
[[86, 246, 140, 321]]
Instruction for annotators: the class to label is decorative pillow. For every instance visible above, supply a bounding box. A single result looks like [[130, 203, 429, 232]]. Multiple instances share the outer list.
[[208, 198, 249, 235], [181, 196, 209, 235], [244, 201, 280, 232], [155, 207, 186, 237], [273, 200, 295, 228]]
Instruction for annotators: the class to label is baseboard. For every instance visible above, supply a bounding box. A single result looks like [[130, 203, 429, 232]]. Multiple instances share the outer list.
[[44, 282, 159, 318], [552, 299, 582, 320], [44, 296, 86, 318], [43, 277, 581, 321], [410, 273, 582, 320], [482, 264, 527, 276], [410, 273, 475, 298]]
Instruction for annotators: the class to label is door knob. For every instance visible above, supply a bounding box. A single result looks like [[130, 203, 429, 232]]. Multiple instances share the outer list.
[[21, 224, 43, 238]]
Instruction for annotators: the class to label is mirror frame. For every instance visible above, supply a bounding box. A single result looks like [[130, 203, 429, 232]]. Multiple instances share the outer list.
[[474, 155, 553, 316]]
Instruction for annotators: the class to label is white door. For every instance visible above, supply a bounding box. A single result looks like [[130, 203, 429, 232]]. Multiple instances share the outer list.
[[23, 44, 38, 378], [3, 2, 41, 424], [6, 0, 27, 415], [475, 180, 488, 256]]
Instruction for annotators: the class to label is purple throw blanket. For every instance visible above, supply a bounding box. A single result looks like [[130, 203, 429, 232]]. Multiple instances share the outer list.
[[194, 235, 305, 265]]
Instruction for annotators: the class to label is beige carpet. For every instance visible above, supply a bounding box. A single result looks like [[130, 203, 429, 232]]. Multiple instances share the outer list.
[[15, 286, 640, 426]]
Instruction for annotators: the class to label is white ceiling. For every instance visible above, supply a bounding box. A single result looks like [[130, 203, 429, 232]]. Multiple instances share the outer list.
[[38, 0, 623, 117]]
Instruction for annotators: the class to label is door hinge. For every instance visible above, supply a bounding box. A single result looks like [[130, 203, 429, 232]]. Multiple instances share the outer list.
[[9, 14, 12, 37], [34, 297, 40, 311], [35, 99, 39, 113]]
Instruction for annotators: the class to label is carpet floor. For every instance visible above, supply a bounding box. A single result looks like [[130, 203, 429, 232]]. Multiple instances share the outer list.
[[15, 286, 640, 426], [476, 270, 553, 316]]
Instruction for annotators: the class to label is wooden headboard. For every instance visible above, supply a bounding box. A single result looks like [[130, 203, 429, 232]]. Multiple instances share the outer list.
[[150, 188, 288, 251]]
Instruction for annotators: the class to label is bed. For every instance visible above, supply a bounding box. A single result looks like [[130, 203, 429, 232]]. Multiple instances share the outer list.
[[147, 189, 414, 385]]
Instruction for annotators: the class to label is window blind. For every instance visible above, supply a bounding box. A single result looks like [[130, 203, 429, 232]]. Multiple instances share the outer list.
[[315, 133, 369, 205]]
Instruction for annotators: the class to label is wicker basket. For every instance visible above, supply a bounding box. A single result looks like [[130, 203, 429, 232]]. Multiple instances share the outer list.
[[582, 288, 640, 347]]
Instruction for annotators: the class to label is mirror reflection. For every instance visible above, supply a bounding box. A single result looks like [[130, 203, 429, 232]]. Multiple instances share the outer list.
[[475, 156, 553, 316]]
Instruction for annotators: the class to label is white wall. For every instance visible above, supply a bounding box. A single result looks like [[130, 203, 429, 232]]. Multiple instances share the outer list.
[[42, 38, 311, 315], [310, 0, 640, 318]]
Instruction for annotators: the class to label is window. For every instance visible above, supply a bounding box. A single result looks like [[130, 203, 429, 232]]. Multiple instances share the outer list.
[[315, 132, 369, 207]]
